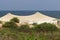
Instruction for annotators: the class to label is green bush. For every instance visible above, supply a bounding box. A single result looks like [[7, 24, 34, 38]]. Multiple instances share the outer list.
[[18, 24, 30, 32], [41, 23, 57, 32], [10, 17, 19, 23], [32, 23, 37, 26], [33, 22, 58, 32], [2, 21, 18, 29], [0, 21, 2, 24]]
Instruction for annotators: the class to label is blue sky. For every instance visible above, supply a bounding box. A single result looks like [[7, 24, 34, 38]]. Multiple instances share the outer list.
[[0, 0, 60, 10]]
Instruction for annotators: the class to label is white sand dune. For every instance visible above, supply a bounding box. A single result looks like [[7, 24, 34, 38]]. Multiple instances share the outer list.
[[0, 12, 57, 24]]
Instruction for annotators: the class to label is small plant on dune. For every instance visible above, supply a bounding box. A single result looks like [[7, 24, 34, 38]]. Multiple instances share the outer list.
[[10, 17, 19, 23], [2, 21, 18, 30]]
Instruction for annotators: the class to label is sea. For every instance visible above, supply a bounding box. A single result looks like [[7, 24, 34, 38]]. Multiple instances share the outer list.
[[0, 11, 60, 19]]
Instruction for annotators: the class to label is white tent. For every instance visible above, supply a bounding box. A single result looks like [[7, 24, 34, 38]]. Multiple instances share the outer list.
[[0, 12, 57, 24]]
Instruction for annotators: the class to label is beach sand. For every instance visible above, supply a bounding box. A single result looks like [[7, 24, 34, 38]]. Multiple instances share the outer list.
[[0, 12, 56, 24]]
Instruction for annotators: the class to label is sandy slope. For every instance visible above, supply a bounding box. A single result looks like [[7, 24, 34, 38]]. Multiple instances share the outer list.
[[0, 12, 57, 24]]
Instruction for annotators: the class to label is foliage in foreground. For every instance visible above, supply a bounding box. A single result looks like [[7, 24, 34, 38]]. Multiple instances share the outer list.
[[1, 21, 59, 40], [18, 24, 31, 32], [32, 23, 58, 32], [2, 21, 18, 30], [2, 21, 58, 32], [0, 21, 2, 24], [0, 28, 60, 40]]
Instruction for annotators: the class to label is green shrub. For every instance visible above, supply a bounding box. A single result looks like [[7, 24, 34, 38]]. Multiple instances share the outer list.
[[2, 21, 18, 29], [10, 17, 19, 23], [0, 21, 2, 24], [32, 23, 37, 26], [33, 22, 58, 32], [40, 23, 57, 32], [18, 24, 30, 32]]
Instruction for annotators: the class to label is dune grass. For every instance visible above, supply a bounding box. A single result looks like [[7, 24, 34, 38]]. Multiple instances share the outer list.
[[0, 28, 60, 40]]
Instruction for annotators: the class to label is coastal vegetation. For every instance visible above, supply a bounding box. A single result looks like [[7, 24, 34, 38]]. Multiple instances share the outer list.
[[10, 17, 19, 23], [0, 21, 2, 24], [0, 17, 60, 40]]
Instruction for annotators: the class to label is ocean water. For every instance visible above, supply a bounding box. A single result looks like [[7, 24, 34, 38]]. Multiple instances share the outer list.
[[0, 11, 60, 19]]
